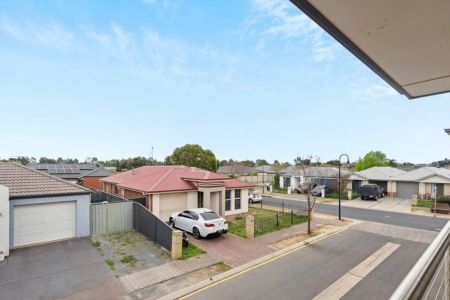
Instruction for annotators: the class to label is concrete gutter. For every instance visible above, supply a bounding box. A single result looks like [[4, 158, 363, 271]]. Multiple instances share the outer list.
[[158, 222, 355, 300]]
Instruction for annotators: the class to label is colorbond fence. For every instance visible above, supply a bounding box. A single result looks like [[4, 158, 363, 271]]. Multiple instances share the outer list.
[[90, 201, 133, 235]]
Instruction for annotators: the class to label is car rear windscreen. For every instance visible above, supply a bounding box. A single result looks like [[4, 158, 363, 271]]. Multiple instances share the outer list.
[[201, 212, 220, 220]]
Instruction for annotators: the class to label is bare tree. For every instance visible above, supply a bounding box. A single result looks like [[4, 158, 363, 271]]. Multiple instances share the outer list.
[[297, 155, 320, 234]]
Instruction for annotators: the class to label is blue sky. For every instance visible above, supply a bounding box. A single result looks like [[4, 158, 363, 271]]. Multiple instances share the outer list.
[[0, 0, 449, 164]]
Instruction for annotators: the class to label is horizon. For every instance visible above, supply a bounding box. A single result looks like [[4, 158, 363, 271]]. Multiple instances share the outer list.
[[0, 0, 449, 164]]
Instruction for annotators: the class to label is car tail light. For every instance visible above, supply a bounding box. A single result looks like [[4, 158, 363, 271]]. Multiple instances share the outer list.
[[204, 223, 215, 227]]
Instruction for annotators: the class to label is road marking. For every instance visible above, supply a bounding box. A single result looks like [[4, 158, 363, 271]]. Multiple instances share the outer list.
[[178, 228, 348, 300], [384, 215, 392, 218], [312, 242, 400, 300]]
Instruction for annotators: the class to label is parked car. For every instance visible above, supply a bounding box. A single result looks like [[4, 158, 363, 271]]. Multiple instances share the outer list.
[[311, 185, 332, 196], [249, 191, 262, 203], [357, 184, 384, 200], [295, 182, 316, 194], [169, 208, 228, 239]]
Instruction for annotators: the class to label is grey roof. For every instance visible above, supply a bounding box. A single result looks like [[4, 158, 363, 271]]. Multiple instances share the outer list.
[[81, 167, 116, 178], [217, 165, 257, 175], [281, 166, 350, 178], [350, 167, 406, 181], [255, 165, 276, 174], [393, 167, 450, 183], [0, 162, 90, 199], [28, 163, 97, 179]]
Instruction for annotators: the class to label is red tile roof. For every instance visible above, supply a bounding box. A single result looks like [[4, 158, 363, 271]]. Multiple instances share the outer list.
[[101, 166, 253, 193]]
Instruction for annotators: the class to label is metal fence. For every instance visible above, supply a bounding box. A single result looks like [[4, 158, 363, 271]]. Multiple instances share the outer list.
[[250, 198, 308, 215], [91, 190, 125, 203], [133, 202, 173, 251], [90, 201, 133, 235], [391, 220, 450, 299]]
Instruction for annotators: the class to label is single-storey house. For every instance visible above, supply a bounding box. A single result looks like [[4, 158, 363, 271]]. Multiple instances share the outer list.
[[350, 167, 407, 196], [392, 167, 450, 199], [350, 166, 450, 199], [100, 166, 253, 222], [80, 167, 116, 190], [28, 163, 114, 185], [280, 166, 350, 190], [0, 163, 91, 259]]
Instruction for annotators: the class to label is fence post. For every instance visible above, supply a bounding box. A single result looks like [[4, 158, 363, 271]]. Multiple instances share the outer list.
[[276, 213, 279, 228], [171, 230, 183, 259], [246, 214, 255, 239], [291, 210, 293, 225]]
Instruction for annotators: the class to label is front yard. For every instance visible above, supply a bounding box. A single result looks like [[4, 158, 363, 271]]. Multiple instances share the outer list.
[[228, 207, 308, 238], [92, 230, 171, 276]]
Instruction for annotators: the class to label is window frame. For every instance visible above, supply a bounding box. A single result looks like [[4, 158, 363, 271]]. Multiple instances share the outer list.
[[225, 190, 231, 211], [234, 189, 241, 210]]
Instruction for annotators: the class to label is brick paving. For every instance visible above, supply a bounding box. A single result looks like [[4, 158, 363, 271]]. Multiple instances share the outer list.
[[190, 234, 273, 267], [119, 254, 218, 294]]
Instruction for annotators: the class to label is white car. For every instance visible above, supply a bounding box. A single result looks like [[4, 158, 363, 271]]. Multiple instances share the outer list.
[[169, 208, 228, 239], [248, 191, 262, 203]]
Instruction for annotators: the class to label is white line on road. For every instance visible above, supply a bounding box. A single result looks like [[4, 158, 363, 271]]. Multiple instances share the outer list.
[[313, 242, 401, 300]]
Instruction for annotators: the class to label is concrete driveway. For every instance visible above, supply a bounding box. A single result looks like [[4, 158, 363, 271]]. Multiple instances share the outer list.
[[342, 197, 411, 213], [0, 238, 126, 300]]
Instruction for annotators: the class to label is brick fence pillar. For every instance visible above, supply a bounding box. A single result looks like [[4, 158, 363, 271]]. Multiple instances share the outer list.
[[171, 230, 183, 259], [246, 214, 254, 239]]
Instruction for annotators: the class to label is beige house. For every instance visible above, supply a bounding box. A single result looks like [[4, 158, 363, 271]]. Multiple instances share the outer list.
[[101, 166, 253, 222]]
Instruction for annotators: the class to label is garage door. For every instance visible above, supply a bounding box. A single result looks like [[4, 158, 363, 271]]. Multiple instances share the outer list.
[[397, 182, 419, 200], [14, 201, 76, 247], [159, 193, 187, 222]]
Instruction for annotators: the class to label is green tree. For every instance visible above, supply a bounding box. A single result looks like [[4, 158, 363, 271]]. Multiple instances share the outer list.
[[355, 151, 391, 171], [165, 144, 219, 172], [273, 173, 280, 189], [241, 160, 255, 167], [256, 159, 269, 167]]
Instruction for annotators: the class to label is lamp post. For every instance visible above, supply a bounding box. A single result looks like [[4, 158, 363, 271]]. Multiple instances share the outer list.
[[338, 154, 350, 221]]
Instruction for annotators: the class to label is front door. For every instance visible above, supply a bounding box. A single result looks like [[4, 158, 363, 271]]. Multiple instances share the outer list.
[[197, 192, 204, 208]]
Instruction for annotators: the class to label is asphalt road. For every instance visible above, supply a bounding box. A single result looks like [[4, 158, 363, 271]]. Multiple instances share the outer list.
[[188, 227, 429, 300], [262, 196, 448, 232]]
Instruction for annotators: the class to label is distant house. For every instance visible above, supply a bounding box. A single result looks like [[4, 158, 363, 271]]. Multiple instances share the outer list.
[[217, 165, 258, 177], [350, 166, 450, 199], [0, 163, 91, 259], [29, 163, 114, 187], [255, 165, 276, 174], [280, 166, 350, 190], [350, 167, 406, 196], [100, 166, 253, 222]]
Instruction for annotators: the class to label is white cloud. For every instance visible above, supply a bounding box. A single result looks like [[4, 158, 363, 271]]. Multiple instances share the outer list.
[[87, 23, 135, 61], [246, 0, 338, 62], [0, 15, 73, 50]]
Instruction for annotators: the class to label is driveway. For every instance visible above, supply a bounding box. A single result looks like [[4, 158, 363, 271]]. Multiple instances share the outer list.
[[342, 197, 412, 213], [190, 234, 273, 267], [0, 238, 126, 300]]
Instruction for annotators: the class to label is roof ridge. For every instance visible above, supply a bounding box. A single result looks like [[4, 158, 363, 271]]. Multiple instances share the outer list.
[[1, 162, 90, 192]]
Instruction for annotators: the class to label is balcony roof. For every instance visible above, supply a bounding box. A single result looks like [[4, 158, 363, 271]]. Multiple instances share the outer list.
[[290, 0, 450, 99]]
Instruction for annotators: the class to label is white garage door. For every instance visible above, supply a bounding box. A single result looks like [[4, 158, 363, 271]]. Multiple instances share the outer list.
[[14, 201, 76, 247], [159, 193, 187, 222]]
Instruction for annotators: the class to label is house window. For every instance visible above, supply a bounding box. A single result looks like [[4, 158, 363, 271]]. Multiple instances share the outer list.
[[225, 190, 231, 211], [197, 192, 204, 208], [234, 189, 241, 210]]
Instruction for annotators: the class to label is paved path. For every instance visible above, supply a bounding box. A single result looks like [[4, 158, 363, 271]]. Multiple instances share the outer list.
[[187, 224, 435, 300], [190, 234, 273, 267], [262, 196, 448, 232], [119, 254, 218, 293]]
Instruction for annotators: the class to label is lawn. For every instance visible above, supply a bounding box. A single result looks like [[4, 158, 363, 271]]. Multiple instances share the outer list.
[[416, 200, 433, 208], [228, 207, 308, 238], [182, 243, 206, 260]]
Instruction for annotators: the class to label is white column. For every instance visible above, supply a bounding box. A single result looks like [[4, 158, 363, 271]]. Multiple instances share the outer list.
[[0, 185, 9, 260]]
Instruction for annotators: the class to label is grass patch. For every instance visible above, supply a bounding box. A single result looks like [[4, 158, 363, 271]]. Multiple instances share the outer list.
[[272, 187, 289, 194], [227, 207, 308, 238], [228, 215, 246, 238], [105, 259, 115, 270], [120, 254, 137, 267], [416, 200, 433, 208], [92, 241, 101, 247], [181, 243, 206, 260], [106, 230, 146, 247]]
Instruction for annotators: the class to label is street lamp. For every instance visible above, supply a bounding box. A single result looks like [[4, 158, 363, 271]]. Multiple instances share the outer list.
[[338, 154, 350, 221]]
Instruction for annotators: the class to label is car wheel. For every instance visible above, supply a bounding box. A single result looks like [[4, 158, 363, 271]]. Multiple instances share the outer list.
[[193, 227, 201, 239], [169, 217, 174, 226], [249, 199, 253, 203]]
